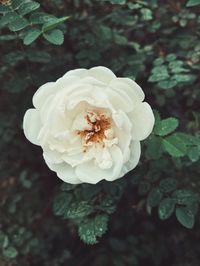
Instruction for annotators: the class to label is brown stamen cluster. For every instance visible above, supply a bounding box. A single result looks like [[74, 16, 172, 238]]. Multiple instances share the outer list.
[[77, 112, 111, 146]]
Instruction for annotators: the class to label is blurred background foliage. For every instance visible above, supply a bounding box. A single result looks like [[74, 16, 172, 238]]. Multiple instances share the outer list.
[[1, 0, 200, 265]]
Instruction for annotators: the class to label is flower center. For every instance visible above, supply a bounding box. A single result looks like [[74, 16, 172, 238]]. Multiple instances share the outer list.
[[77, 111, 112, 147]]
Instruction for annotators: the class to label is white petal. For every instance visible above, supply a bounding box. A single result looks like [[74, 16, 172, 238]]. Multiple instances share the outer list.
[[55, 75, 82, 92], [113, 112, 132, 163], [67, 87, 109, 110], [23, 109, 41, 145], [33, 82, 55, 109], [110, 78, 145, 102], [121, 141, 141, 175], [45, 160, 82, 184], [40, 94, 55, 123], [89, 66, 116, 84], [129, 102, 155, 141], [63, 68, 89, 79], [75, 146, 123, 184], [106, 87, 133, 112], [43, 148, 63, 164], [62, 152, 87, 167], [72, 111, 92, 131], [61, 139, 87, 167], [93, 147, 113, 169], [108, 79, 143, 111], [34, 76, 82, 112]]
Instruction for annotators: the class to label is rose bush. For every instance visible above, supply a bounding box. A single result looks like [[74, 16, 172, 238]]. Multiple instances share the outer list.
[[23, 66, 154, 184]]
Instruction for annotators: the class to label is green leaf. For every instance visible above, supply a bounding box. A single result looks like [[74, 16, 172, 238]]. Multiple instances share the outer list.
[[8, 17, 29, 31], [186, 0, 200, 7], [154, 117, 179, 136], [146, 135, 163, 160], [158, 79, 177, 89], [78, 214, 108, 244], [176, 133, 200, 147], [53, 192, 72, 216], [162, 133, 187, 157], [0, 11, 19, 26], [147, 188, 163, 208], [153, 57, 164, 65], [168, 60, 189, 74], [109, 0, 126, 4], [158, 198, 175, 220], [3, 246, 18, 259], [173, 74, 197, 83], [152, 65, 168, 74], [172, 189, 199, 205], [30, 12, 56, 25], [188, 146, 200, 162], [168, 60, 183, 69], [42, 16, 69, 32], [175, 207, 194, 229], [12, 0, 26, 9], [23, 28, 41, 45], [141, 8, 152, 21], [166, 53, 177, 62], [159, 178, 178, 193], [43, 29, 64, 45], [18, 1, 40, 15], [149, 66, 169, 82], [65, 201, 93, 219], [187, 202, 199, 216], [0, 4, 11, 14], [170, 67, 189, 74], [148, 74, 169, 82]]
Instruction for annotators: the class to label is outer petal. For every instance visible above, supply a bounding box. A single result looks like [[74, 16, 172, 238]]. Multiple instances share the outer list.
[[43, 148, 63, 164], [113, 78, 145, 102], [33, 75, 81, 110], [105, 146, 124, 182], [75, 146, 123, 184], [66, 86, 109, 110], [33, 82, 55, 109], [129, 102, 155, 141], [63, 68, 89, 79], [89, 66, 116, 84], [109, 78, 144, 109], [106, 87, 133, 112], [122, 141, 141, 175], [64, 66, 116, 84], [45, 160, 82, 184], [23, 109, 41, 145], [112, 111, 132, 163]]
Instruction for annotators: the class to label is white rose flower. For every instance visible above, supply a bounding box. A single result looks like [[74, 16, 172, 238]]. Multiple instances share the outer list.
[[23, 66, 154, 184]]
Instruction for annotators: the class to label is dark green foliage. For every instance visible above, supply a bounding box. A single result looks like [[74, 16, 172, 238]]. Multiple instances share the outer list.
[[43, 29, 64, 45], [1, 0, 200, 265], [0, 0, 68, 45], [186, 0, 200, 6], [175, 207, 195, 229], [158, 198, 175, 220], [147, 188, 163, 209], [78, 214, 109, 244]]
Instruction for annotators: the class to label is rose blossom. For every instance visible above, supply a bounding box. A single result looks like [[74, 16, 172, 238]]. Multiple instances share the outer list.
[[23, 66, 154, 184]]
